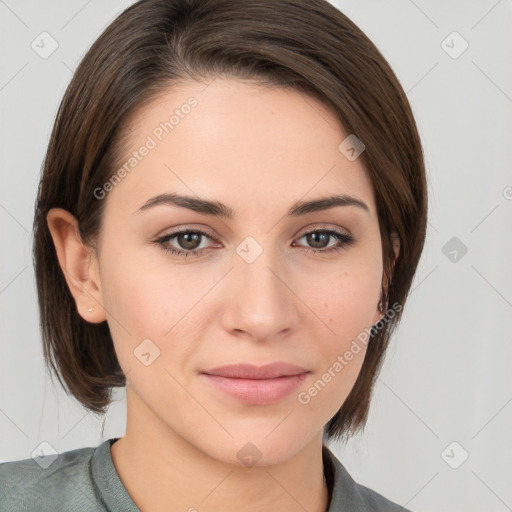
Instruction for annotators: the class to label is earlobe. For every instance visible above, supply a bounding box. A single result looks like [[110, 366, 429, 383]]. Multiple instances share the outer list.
[[46, 208, 106, 323], [382, 231, 400, 302], [391, 231, 400, 261], [371, 231, 401, 326], [371, 296, 386, 327]]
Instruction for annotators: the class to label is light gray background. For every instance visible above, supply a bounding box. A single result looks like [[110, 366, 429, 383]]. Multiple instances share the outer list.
[[1, 1, 511, 511]]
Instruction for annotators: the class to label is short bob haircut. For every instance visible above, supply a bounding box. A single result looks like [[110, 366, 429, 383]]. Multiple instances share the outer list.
[[33, 0, 427, 441]]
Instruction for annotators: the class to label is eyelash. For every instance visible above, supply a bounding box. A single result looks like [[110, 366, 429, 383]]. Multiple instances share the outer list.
[[154, 227, 355, 259]]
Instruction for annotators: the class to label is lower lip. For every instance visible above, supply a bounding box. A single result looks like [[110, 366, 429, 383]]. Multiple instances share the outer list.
[[201, 373, 309, 405]]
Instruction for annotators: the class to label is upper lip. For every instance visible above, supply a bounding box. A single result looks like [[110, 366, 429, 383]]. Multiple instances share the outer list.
[[202, 362, 309, 379]]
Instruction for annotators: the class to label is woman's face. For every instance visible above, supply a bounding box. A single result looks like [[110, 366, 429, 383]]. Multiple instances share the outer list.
[[93, 78, 384, 465]]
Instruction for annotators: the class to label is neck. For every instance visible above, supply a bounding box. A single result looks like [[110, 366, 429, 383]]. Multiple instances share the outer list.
[[111, 386, 331, 512]]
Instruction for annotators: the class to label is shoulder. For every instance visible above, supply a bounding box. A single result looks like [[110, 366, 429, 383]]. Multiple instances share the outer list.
[[323, 444, 412, 512], [352, 481, 412, 511], [0, 443, 104, 512]]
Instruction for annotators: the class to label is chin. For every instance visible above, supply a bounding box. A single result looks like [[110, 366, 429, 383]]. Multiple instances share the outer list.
[[198, 425, 318, 469]]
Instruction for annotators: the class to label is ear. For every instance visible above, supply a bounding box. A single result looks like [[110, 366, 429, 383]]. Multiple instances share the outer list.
[[46, 208, 106, 323], [371, 231, 400, 325]]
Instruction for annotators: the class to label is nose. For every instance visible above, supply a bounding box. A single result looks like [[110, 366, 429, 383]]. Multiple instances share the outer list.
[[220, 242, 300, 342]]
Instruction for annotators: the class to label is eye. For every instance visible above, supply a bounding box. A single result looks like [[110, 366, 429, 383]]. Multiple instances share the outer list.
[[154, 228, 217, 258], [293, 229, 355, 254], [154, 227, 355, 258]]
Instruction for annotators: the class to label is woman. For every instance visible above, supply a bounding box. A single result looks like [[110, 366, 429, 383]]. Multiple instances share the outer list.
[[0, 0, 426, 510]]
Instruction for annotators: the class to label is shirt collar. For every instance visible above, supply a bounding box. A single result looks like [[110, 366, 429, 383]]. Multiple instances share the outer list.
[[92, 438, 367, 512], [323, 443, 367, 512]]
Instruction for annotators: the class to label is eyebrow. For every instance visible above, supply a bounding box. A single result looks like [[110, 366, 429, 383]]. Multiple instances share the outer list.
[[137, 192, 369, 217]]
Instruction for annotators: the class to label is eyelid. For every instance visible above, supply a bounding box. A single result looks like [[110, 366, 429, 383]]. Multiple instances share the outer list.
[[154, 223, 355, 259], [294, 222, 352, 239], [155, 222, 352, 243], [155, 225, 218, 241]]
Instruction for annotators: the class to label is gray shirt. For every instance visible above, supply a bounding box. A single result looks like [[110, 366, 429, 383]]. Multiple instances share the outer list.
[[0, 438, 411, 511]]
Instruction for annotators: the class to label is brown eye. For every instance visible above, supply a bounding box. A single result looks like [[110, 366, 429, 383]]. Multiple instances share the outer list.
[[155, 228, 217, 258], [306, 232, 331, 249], [293, 229, 355, 254], [175, 232, 203, 250]]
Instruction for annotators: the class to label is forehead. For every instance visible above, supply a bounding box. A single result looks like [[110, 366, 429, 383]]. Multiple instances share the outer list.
[[106, 78, 376, 217]]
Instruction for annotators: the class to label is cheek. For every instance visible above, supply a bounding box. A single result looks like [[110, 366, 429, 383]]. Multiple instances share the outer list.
[[307, 263, 382, 338], [98, 247, 218, 368], [98, 246, 173, 356], [299, 260, 381, 379], [99, 225, 382, 373], [294, 269, 381, 417]]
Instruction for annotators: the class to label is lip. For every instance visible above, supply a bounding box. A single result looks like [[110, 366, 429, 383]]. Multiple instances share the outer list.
[[203, 362, 309, 379], [200, 363, 310, 405]]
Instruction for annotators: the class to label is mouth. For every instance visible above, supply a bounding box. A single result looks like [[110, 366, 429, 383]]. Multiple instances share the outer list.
[[200, 362, 310, 405]]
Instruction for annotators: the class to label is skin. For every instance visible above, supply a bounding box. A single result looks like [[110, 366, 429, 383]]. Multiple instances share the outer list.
[[47, 78, 399, 512]]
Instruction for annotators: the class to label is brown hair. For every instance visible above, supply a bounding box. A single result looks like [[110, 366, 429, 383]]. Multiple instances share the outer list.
[[33, 0, 427, 441]]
